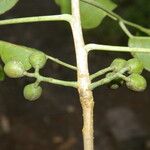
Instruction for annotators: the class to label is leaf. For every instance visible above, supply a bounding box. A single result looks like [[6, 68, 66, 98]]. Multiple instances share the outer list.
[[0, 40, 39, 70], [55, 0, 117, 29], [55, 0, 71, 13], [80, 0, 117, 29], [0, 65, 5, 81], [0, 0, 19, 15], [128, 36, 150, 71]]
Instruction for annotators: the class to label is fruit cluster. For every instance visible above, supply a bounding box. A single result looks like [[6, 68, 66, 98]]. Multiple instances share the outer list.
[[3, 54, 147, 102], [4, 51, 47, 101], [108, 58, 147, 91]]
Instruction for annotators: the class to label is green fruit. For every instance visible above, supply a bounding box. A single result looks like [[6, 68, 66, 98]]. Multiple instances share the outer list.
[[29, 52, 47, 69], [126, 74, 147, 92], [111, 58, 127, 72], [4, 60, 25, 78], [23, 83, 42, 101], [126, 58, 143, 74]]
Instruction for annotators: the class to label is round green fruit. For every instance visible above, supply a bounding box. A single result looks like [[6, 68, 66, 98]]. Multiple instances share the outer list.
[[23, 83, 42, 101], [4, 60, 25, 78], [111, 58, 126, 72], [29, 52, 47, 69], [126, 73, 147, 92], [126, 58, 143, 74]]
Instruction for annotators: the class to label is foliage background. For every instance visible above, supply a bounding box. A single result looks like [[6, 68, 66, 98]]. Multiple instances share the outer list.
[[0, 0, 150, 149]]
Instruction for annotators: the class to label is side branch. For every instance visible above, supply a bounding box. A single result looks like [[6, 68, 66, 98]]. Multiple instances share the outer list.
[[90, 66, 114, 80], [24, 72, 77, 88], [46, 55, 77, 71], [119, 21, 133, 38], [0, 14, 72, 25], [90, 68, 128, 89], [85, 44, 150, 53]]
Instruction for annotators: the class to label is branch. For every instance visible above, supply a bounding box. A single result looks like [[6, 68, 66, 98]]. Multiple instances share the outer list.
[[90, 66, 114, 80], [46, 55, 77, 71], [24, 72, 77, 88], [119, 21, 133, 38], [90, 68, 128, 90], [0, 14, 72, 25], [80, 0, 150, 36], [123, 19, 150, 36], [85, 43, 150, 53]]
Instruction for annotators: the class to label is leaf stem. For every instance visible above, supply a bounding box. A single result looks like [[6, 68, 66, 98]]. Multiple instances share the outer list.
[[24, 72, 77, 88], [90, 66, 114, 80], [46, 55, 77, 71], [123, 19, 150, 36], [0, 14, 72, 25], [85, 43, 150, 53], [119, 21, 133, 38]]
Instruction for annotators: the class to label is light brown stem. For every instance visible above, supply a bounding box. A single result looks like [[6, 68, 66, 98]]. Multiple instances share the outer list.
[[70, 0, 94, 150]]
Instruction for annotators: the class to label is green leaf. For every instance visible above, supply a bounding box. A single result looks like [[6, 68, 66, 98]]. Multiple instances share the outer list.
[[0, 0, 19, 15], [55, 0, 71, 13], [0, 41, 39, 70], [128, 36, 150, 71], [80, 0, 117, 29], [55, 0, 117, 29], [0, 65, 5, 81]]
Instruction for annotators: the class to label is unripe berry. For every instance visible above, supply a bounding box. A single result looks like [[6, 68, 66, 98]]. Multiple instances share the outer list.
[[126, 73, 147, 92], [23, 83, 42, 101], [29, 52, 47, 69], [4, 60, 25, 78], [111, 58, 126, 72], [126, 58, 143, 74]]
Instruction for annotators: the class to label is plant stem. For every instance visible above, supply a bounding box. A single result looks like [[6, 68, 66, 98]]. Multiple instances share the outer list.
[[0, 14, 72, 25], [41, 76, 77, 88], [119, 21, 133, 38], [85, 43, 150, 53], [24, 72, 77, 88], [46, 55, 77, 71], [80, 0, 150, 35], [90, 68, 128, 89], [71, 0, 94, 150], [123, 19, 150, 36], [118, 74, 130, 82], [90, 66, 114, 80]]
